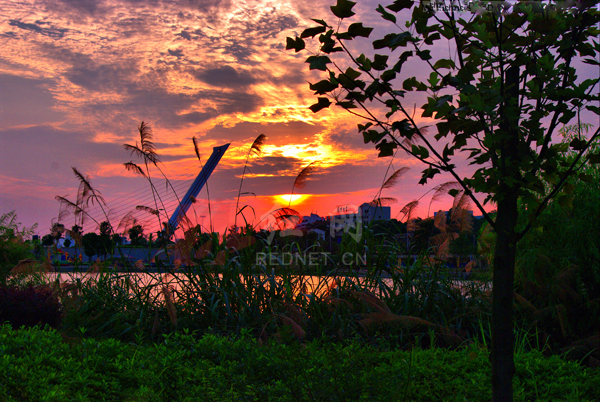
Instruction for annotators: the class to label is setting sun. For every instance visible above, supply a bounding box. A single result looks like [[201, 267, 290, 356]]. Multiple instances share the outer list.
[[275, 194, 309, 205]]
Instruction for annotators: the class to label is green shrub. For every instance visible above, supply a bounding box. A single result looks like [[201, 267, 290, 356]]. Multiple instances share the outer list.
[[0, 285, 61, 329], [0, 211, 37, 285], [0, 325, 598, 401]]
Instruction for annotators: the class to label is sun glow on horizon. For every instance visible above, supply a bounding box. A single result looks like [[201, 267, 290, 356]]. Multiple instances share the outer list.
[[275, 194, 309, 205]]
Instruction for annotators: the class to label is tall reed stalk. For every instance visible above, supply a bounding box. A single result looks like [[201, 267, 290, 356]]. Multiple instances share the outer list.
[[234, 134, 266, 229]]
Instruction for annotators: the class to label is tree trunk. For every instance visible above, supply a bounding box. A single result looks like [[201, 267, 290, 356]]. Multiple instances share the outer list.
[[491, 193, 518, 401], [492, 65, 521, 402]]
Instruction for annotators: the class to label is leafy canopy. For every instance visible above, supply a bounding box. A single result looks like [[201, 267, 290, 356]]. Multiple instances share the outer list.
[[288, 0, 600, 235]]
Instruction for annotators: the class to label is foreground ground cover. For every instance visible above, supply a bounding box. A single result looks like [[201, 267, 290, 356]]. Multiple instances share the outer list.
[[0, 325, 598, 402]]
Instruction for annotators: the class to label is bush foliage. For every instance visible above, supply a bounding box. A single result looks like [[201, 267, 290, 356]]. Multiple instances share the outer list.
[[0, 285, 61, 329], [0, 325, 598, 402]]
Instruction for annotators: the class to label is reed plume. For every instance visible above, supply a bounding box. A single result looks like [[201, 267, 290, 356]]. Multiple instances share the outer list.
[[369, 197, 398, 207], [289, 161, 318, 207], [136, 205, 160, 216], [381, 167, 410, 190], [123, 122, 182, 240], [427, 181, 461, 216], [398, 200, 419, 223], [116, 211, 138, 235], [122, 121, 159, 165], [371, 166, 409, 220], [235, 134, 267, 228], [55, 168, 111, 233], [123, 162, 147, 178], [273, 207, 301, 229]]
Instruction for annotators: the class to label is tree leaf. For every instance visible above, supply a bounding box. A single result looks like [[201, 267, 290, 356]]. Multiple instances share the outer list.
[[363, 130, 386, 144], [387, 0, 414, 12], [569, 138, 587, 151], [373, 32, 411, 49], [424, 32, 441, 45], [376, 4, 396, 23], [433, 58, 456, 70], [309, 79, 338, 94], [586, 105, 600, 115], [343, 67, 362, 80], [330, 0, 356, 19], [417, 50, 432, 60], [309, 97, 331, 113], [372, 54, 389, 71], [311, 19, 329, 27], [306, 55, 332, 71], [418, 167, 440, 185], [376, 140, 397, 157], [578, 173, 594, 183], [411, 145, 429, 159], [286, 37, 305, 52], [348, 22, 374, 38], [381, 69, 397, 82], [301, 26, 327, 38], [392, 51, 413, 72], [588, 152, 600, 164]]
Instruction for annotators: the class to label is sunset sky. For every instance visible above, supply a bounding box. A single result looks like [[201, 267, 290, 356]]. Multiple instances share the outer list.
[[0, 0, 597, 238]]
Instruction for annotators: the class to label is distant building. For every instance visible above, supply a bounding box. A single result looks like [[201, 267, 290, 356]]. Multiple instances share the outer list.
[[326, 203, 391, 241], [296, 213, 325, 230], [358, 203, 391, 225]]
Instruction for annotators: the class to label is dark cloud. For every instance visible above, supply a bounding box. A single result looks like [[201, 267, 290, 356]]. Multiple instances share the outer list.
[[0, 74, 64, 129], [203, 121, 325, 146], [168, 48, 184, 58], [218, 9, 298, 63], [113, 17, 152, 37], [39, 44, 263, 126], [40, 45, 139, 93], [247, 9, 297, 39], [154, 141, 185, 149], [0, 124, 190, 182], [0, 125, 123, 179], [124, 86, 261, 124], [181, 0, 231, 10], [295, 161, 397, 196], [248, 156, 301, 176], [57, 0, 101, 14], [8, 20, 68, 39], [192, 65, 257, 88], [203, 91, 262, 116], [328, 128, 372, 151], [177, 110, 218, 124], [66, 62, 139, 92], [51, 0, 231, 19], [74, 84, 262, 128], [176, 30, 192, 40]]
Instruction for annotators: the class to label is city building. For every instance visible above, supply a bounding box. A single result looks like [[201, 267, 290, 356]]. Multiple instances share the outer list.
[[358, 202, 391, 225], [295, 213, 325, 230]]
